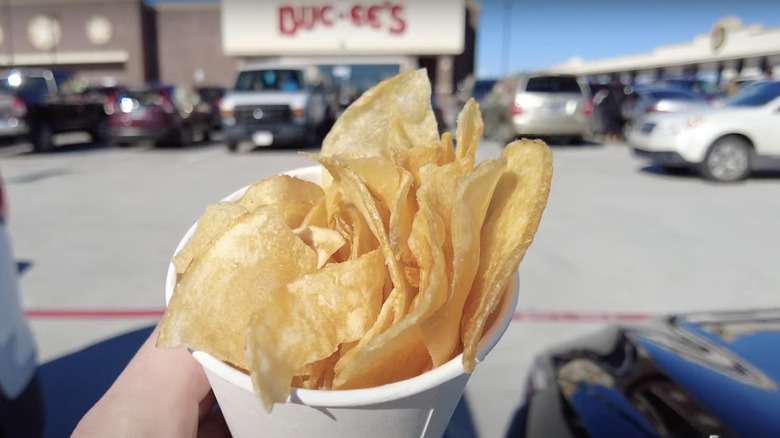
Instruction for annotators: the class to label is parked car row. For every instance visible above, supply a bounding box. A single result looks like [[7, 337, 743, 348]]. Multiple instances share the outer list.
[[628, 80, 780, 182], [0, 68, 228, 152]]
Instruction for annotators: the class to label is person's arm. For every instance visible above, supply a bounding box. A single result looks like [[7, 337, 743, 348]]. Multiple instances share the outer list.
[[73, 324, 229, 438]]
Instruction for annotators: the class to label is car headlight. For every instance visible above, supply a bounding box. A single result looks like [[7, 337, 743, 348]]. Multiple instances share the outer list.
[[663, 117, 703, 135]]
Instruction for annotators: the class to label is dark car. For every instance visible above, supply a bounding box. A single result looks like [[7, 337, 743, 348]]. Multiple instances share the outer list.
[[106, 85, 213, 147], [507, 309, 780, 438], [195, 86, 227, 131], [0, 68, 107, 152]]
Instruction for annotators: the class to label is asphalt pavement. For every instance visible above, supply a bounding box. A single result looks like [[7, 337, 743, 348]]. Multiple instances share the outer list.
[[2, 137, 780, 437]]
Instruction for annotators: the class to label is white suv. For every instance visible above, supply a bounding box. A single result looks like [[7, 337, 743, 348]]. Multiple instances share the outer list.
[[628, 81, 780, 182]]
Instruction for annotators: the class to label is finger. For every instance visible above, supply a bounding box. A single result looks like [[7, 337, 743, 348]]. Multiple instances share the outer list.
[[74, 323, 213, 437]]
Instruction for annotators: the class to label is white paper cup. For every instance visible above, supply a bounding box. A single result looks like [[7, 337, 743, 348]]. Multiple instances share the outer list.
[[164, 165, 520, 438]]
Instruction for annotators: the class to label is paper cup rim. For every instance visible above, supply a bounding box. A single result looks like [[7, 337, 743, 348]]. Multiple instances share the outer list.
[[164, 165, 519, 407]]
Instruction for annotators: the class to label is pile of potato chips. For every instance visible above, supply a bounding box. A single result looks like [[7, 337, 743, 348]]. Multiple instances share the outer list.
[[158, 69, 553, 412]]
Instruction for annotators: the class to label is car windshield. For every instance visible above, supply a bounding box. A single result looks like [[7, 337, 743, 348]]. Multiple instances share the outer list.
[[525, 76, 582, 93], [234, 69, 306, 92], [724, 82, 780, 107]]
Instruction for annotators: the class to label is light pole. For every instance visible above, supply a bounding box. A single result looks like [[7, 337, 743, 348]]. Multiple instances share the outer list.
[[501, 1, 512, 76]]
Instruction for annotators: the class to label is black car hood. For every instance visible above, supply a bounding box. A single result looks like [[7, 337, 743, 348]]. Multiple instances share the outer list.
[[538, 310, 780, 438]]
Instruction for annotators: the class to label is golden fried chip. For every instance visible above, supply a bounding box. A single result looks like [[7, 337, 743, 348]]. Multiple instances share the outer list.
[[246, 250, 385, 410], [301, 197, 328, 228], [421, 158, 507, 367], [171, 202, 248, 274], [293, 225, 346, 268], [273, 201, 317, 229], [439, 132, 455, 165], [306, 154, 411, 315], [295, 349, 340, 390], [158, 207, 318, 369], [454, 98, 484, 170], [461, 140, 553, 372], [333, 184, 446, 389], [397, 144, 441, 189], [389, 170, 415, 266], [321, 69, 439, 160], [345, 156, 402, 212], [238, 175, 324, 211]]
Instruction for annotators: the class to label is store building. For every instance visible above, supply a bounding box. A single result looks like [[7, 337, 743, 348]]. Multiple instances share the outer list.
[[0, 0, 477, 96], [0, 0, 152, 86], [550, 17, 780, 85]]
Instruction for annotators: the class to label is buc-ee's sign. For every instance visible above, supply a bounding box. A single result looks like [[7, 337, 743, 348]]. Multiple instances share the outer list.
[[222, 0, 465, 56], [279, 3, 406, 36]]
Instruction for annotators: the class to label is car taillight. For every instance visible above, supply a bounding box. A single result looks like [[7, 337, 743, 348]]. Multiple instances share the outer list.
[[510, 102, 523, 116], [104, 93, 116, 115], [160, 91, 175, 114], [10, 96, 26, 119], [584, 99, 594, 117]]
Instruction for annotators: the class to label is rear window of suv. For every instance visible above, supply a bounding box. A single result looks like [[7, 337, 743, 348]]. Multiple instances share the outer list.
[[525, 76, 582, 93]]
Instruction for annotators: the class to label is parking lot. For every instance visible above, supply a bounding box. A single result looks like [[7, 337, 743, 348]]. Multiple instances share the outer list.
[[3, 137, 780, 437]]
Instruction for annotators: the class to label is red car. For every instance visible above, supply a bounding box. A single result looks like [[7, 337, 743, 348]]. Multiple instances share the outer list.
[[106, 86, 213, 147]]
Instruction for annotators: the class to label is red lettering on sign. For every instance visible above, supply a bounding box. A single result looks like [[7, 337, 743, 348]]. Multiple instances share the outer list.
[[389, 4, 405, 34], [278, 3, 407, 36]]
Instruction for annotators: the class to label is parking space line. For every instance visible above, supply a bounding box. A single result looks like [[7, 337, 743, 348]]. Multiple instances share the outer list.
[[25, 309, 654, 322]]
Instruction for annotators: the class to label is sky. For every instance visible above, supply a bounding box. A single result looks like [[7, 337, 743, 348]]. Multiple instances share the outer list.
[[475, 0, 780, 78], [146, 0, 780, 79]]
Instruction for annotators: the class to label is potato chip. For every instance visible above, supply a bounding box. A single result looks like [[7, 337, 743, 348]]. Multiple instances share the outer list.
[[389, 170, 415, 266], [171, 202, 248, 274], [421, 158, 507, 367], [461, 139, 553, 372], [273, 201, 318, 229], [158, 207, 318, 369], [321, 69, 439, 160], [295, 349, 340, 390], [454, 99, 484, 170], [439, 132, 455, 165], [306, 154, 411, 316], [345, 157, 402, 213], [293, 225, 346, 268], [333, 182, 446, 389], [238, 175, 324, 211], [246, 250, 385, 410], [300, 197, 328, 228]]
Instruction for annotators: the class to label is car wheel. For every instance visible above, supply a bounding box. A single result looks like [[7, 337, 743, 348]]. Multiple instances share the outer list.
[[176, 125, 193, 147], [90, 117, 110, 145], [226, 141, 239, 153], [31, 123, 54, 153], [202, 127, 212, 143], [701, 136, 751, 182]]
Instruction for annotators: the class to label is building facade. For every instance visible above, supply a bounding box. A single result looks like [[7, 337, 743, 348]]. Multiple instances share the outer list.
[[0, 0, 476, 94], [550, 17, 780, 85], [0, 0, 149, 85]]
